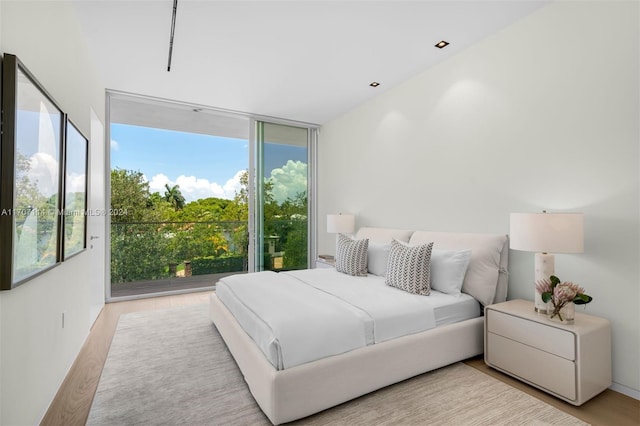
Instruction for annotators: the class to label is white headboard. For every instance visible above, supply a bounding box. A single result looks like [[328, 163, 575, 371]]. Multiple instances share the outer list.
[[355, 227, 509, 306], [355, 227, 413, 244]]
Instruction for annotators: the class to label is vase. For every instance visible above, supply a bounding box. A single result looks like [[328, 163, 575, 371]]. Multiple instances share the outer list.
[[549, 302, 575, 324]]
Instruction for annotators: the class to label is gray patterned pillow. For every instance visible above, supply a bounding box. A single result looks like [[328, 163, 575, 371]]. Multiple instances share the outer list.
[[385, 239, 434, 295], [335, 234, 369, 277]]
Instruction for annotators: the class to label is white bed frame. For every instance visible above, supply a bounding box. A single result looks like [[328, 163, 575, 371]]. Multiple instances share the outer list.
[[210, 228, 509, 425]]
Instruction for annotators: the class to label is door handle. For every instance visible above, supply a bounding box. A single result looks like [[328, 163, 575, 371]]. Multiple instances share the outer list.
[[90, 235, 101, 240]]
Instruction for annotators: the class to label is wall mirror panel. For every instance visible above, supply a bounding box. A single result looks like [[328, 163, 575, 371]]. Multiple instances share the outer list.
[[63, 120, 88, 260], [1, 54, 65, 289]]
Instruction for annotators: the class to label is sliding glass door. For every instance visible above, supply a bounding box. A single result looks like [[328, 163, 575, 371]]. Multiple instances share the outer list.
[[107, 93, 250, 299], [106, 92, 317, 300], [254, 121, 315, 271]]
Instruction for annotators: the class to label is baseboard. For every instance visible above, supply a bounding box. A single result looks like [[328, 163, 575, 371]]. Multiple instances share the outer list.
[[610, 382, 640, 400]]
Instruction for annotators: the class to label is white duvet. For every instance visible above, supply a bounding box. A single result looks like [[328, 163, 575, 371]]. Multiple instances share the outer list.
[[285, 269, 436, 343], [216, 269, 464, 370], [217, 270, 372, 370]]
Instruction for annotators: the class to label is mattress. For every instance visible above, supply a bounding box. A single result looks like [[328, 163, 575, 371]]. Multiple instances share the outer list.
[[216, 268, 481, 370]]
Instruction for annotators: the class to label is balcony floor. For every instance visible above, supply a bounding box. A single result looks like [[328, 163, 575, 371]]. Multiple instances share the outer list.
[[110, 271, 244, 298]]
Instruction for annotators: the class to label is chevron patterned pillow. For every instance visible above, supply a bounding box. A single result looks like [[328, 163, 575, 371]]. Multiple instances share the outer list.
[[385, 239, 434, 295], [335, 234, 369, 276]]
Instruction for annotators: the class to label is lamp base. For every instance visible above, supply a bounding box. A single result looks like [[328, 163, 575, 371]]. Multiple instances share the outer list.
[[534, 252, 555, 314], [534, 288, 550, 314], [534, 304, 549, 315]]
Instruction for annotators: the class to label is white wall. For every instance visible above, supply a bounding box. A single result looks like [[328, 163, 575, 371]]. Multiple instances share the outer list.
[[0, 1, 105, 424], [319, 1, 639, 397]]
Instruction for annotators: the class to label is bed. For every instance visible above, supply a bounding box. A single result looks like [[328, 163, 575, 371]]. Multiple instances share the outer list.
[[209, 227, 509, 424]]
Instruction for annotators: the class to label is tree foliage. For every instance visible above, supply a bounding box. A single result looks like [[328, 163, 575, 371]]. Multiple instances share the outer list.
[[110, 167, 309, 284], [110, 169, 168, 283], [15, 152, 46, 211], [164, 183, 186, 211], [110, 169, 161, 222]]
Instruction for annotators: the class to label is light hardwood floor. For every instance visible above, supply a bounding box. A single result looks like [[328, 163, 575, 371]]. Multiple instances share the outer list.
[[42, 291, 640, 425]]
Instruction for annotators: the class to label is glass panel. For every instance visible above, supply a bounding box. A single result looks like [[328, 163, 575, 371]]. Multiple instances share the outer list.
[[106, 94, 315, 298], [108, 95, 250, 298], [257, 122, 309, 271], [13, 67, 62, 283], [63, 122, 88, 259]]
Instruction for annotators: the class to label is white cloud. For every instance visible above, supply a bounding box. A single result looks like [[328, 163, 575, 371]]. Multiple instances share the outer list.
[[269, 160, 307, 204], [143, 164, 306, 205], [110, 139, 119, 151], [147, 173, 171, 193], [66, 172, 86, 194], [175, 175, 225, 201], [147, 170, 245, 202], [29, 152, 59, 197], [222, 170, 245, 198]]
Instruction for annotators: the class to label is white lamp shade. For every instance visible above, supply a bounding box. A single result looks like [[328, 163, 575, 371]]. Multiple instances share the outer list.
[[327, 214, 355, 234], [510, 212, 584, 253]]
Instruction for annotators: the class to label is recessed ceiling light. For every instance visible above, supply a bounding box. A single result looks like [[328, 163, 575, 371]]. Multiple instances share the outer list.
[[369, 82, 380, 87], [435, 40, 450, 49]]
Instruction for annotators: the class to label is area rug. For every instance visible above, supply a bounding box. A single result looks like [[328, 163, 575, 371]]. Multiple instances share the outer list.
[[87, 304, 588, 425]]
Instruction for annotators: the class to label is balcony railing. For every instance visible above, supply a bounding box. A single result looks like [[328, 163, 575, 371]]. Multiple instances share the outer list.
[[110, 219, 307, 297]]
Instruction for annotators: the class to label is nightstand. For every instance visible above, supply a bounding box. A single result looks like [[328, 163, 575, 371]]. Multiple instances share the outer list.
[[315, 256, 335, 269], [484, 299, 611, 406]]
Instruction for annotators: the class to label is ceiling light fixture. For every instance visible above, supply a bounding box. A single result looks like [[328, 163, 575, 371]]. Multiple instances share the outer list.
[[369, 82, 380, 87], [435, 40, 450, 49], [167, 0, 178, 72]]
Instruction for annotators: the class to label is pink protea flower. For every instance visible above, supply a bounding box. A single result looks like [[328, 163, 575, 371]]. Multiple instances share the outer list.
[[553, 282, 584, 305], [544, 276, 593, 322], [535, 279, 552, 295]]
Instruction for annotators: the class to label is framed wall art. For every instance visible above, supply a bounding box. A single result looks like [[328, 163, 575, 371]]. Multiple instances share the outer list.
[[0, 53, 65, 290], [62, 119, 88, 260]]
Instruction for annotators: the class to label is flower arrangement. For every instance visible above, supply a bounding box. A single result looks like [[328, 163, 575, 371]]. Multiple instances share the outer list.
[[535, 275, 593, 322]]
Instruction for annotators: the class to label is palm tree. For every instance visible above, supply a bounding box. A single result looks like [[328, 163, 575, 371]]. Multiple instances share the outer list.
[[164, 184, 186, 211]]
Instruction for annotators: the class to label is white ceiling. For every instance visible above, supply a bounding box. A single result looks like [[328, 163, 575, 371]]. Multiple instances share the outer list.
[[73, 0, 548, 125]]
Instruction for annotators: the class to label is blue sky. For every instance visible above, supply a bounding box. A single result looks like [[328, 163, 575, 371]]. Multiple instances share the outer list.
[[111, 124, 248, 185], [110, 124, 307, 203]]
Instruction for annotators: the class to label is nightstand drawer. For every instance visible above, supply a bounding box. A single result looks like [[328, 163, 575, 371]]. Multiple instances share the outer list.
[[487, 310, 575, 360], [485, 299, 611, 406], [487, 333, 576, 400]]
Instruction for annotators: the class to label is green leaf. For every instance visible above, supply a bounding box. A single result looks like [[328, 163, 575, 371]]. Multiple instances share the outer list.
[[573, 294, 593, 305], [550, 275, 561, 286], [541, 292, 553, 303]]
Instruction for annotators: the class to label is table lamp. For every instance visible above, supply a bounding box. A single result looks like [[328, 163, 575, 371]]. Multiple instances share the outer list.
[[326, 213, 355, 235], [509, 211, 584, 313]]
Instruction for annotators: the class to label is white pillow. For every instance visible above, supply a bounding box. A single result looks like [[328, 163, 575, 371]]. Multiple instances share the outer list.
[[409, 231, 507, 306], [367, 242, 390, 276], [385, 239, 433, 295], [335, 234, 369, 277], [430, 249, 472, 296]]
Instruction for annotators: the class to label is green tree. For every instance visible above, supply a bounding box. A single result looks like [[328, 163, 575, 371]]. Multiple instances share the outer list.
[[221, 170, 250, 269], [110, 169, 168, 283], [15, 152, 45, 211], [164, 184, 186, 211], [162, 196, 235, 263], [109, 166, 310, 280], [111, 169, 160, 222], [166, 197, 230, 223], [283, 219, 307, 269], [64, 192, 87, 255], [221, 170, 249, 222], [279, 191, 308, 269], [279, 191, 307, 218]]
